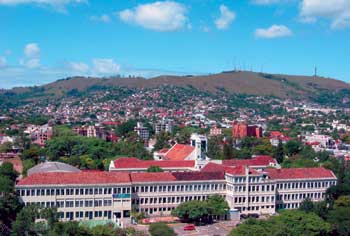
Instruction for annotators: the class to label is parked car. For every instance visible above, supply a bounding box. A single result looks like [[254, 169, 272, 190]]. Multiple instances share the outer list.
[[240, 214, 248, 219], [183, 224, 196, 231]]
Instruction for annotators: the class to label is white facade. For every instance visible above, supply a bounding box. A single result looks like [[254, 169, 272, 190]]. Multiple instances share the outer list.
[[16, 167, 337, 224]]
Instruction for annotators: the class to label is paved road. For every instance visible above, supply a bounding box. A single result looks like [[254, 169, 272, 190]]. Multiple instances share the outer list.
[[171, 222, 235, 236]]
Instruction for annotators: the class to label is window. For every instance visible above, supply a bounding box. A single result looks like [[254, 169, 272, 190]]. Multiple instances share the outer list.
[[65, 201, 74, 208], [103, 199, 112, 206]]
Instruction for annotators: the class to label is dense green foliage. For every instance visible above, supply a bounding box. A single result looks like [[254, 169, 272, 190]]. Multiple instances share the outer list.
[[44, 126, 151, 170], [10, 205, 146, 236], [230, 210, 331, 236], [171, 195, 229, 223], [146, 166, 164, 172], [0, 163, 23, 235], [148, 223, 176, 236]]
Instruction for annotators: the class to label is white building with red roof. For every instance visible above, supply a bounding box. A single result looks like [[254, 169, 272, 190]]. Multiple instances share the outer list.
[[16, 154, 337, 224], [269, 131, 291, 146]]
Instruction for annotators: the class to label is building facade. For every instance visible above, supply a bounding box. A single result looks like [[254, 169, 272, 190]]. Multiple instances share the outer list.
[[16, 163, 336, 224], [232, 121, 263, 139]]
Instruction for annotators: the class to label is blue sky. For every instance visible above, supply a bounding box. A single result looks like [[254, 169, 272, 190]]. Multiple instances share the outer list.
[[0, 0, 349, 88]]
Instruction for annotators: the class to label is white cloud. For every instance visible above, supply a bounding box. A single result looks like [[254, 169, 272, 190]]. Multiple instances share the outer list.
[[215, 5, 236, 30], [24, 43, 40, 58], [68, 62, 89, 73], [0, 56, 7, 68], [300, 0, 350, 29], [92, 58, 120, 74], [90, 14, 111, 23], [255, 24, 293, 38], [118, 1, 187, 31], [20, 43, 41, 69]]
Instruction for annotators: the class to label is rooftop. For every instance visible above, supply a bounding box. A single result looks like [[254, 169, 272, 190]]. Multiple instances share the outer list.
[[163, 143, 195, 161], [17, 171, 132, 186], [265, 167, 336, 180], [130, 172, 177, 182], [27, 161, 80, 176], [113, 157, 195, 169]]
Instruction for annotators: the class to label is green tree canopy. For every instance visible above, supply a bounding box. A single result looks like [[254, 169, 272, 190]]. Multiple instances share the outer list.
[[230, 210, 331, 236], [148, 223, 176, 236], [146, 166, 164, 172]]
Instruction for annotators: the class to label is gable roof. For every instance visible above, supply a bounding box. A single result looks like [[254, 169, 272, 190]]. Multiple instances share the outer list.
[[17, 172, 131, 186], [265, 167, 336, 180], [172, 171, 224, 181], [201, 162, 227, 173], [163, 144, 195, 161], [225, 165, 261, 176], [113, 157, 195, 169], [130, 172, 177, 183]]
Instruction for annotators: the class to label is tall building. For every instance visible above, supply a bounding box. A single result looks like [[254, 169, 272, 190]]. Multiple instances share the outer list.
[[232, 121, 262, 139], [155, 118, 173, 134], [134, 122, 149, 141]]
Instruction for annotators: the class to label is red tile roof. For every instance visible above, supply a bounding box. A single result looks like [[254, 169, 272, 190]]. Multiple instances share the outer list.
[[173, 171, 224, 181], [222, 156, 276, 167], [113, 157, 195, 169], [163, 144, 195, 161], [225, 165, 260, 176], [130, 172, 177, 182], [201, 162, 227, 173], [270, 131, 284, 137], [17, 172, 131, 186], [266, 167, 336, 180], [158, 148, 169, 154]]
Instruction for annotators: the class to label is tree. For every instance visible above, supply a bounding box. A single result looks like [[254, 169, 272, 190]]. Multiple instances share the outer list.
[[207, 136, 223, 160], [0, 176, 14, 193], [22, 159, 36, 177], [206, 195, 229, 216], [21, 147, 40, 161], [48, 221, 90, 236], [0, 142, 12, 153], [299, 198, 315, 213], [172, 200, 209, 223], [284, 140, 302, 156], [274, 140, 284, 164], [172, 195, 228, 223], [116, 120, 137, 137], [153, 132, 170, 151], [11, 206, 37, 236], [0, 162, 18, 182], [148, 223, 176, 236], [223, 143, 233, 160], [0, 194, 23, 228], [146, 166, 164, 172], [230, 210, 331, 236], [335, 196, 350, 208]]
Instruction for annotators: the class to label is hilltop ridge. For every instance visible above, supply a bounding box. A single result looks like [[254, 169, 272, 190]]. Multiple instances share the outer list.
[[3, 71, 349, 100]]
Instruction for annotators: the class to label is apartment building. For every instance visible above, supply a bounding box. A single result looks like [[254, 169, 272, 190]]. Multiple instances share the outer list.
[[134, 122, 149, 141], [155, 118, 173, 134]]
